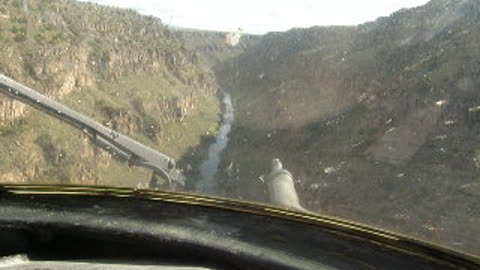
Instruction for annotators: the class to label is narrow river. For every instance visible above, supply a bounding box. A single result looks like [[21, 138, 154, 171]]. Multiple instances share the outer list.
[[196, 92, 234, 194]]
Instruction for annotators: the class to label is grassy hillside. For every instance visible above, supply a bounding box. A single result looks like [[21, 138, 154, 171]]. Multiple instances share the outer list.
[[0, 0, 220, 187]]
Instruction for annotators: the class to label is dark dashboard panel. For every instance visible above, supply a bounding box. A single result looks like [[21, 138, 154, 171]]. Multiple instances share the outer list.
[[0, 188, 478, 270]]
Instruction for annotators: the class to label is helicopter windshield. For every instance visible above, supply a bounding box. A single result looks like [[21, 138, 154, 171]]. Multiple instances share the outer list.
[[0, 0, 479, 258]]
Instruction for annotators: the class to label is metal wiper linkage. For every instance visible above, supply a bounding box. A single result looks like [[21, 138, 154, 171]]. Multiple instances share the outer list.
[[0, 75, 185, 190]]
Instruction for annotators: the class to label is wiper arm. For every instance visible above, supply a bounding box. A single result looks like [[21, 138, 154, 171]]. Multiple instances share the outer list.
[[0, 75, 185, 189]]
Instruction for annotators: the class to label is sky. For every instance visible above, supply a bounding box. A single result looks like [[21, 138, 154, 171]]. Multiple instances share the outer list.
[[78, 0, 430, 34]]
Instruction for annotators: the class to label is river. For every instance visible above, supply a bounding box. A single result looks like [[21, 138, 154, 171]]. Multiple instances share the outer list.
[[196, 92, 234, 194]]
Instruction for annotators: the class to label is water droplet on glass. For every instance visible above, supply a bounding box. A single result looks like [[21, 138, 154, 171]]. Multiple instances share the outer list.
[[433, 134, 448, 140], [444, 120, 456, 125], [469, 106, 480, 112], [324, 167, 336, 174], [435, 100, 447, 107], [385, 127, 397, 134]]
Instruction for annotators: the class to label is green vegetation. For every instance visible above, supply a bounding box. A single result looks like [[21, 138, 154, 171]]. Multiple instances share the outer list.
[[0, 71, 219, 186], [160, 94, 220, 159], [0, 0, 219, 186]]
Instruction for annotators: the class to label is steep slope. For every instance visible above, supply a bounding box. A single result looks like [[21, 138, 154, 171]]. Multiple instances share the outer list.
[[215, 0, 480, 255], [175, 30, 260, 68], [0, 0, 219, 187]]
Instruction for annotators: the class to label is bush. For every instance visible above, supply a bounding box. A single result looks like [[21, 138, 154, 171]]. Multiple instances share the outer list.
[[35, 134, 58, 165], [13, 34, 26, 42]]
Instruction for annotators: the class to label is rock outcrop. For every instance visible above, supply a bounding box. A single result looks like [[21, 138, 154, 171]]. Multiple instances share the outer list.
[[0, 0, 218, 186]]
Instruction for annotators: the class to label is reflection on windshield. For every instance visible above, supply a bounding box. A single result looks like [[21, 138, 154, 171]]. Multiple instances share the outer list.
[[0, 0, 480, 258]]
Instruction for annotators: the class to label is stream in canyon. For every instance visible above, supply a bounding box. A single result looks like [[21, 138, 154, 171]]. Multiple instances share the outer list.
[[195, 92, 234, 194]]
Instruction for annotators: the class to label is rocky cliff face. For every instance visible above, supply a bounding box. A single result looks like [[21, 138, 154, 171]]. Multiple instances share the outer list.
[[175, 30, 260, 68], [213, 0, 480, 255], [0, 0, 215, 124], [0, 0, 218, 186]]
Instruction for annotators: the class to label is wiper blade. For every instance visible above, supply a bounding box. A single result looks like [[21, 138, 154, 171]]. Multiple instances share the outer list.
[[0, 75, 185, 189]]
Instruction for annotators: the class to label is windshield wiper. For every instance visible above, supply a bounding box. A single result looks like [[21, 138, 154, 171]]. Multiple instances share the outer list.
[[0, 75, 185, 189]]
